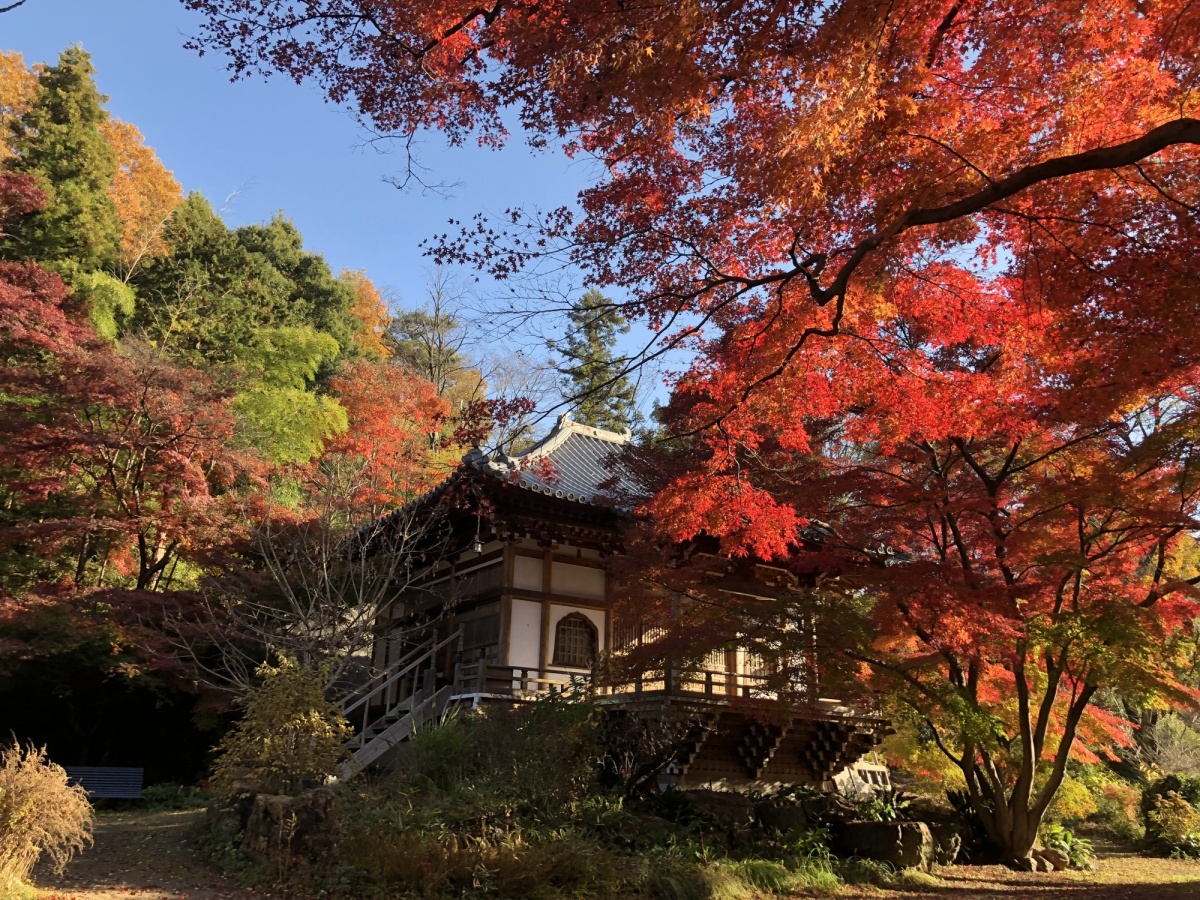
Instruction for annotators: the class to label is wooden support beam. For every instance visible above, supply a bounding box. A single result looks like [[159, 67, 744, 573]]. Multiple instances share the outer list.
[[539, 546, 553, 679]]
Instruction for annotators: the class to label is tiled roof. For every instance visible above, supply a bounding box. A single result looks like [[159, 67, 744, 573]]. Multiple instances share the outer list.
[[465, 414, 637, 508]]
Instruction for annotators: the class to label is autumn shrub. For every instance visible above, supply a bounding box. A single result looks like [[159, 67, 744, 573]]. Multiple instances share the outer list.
[[1142, 774, 1200, 820], [390, 694, 600, 817], [0, 741, 93, 893], [1081, 773, 1143, 842], [1146, 792, 1200, 857], [211, 658, 352, 800], [1044, 774, 1098, 824], [332, 697, 845, 898]]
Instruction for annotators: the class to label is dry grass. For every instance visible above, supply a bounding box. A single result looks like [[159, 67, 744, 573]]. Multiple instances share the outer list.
[[0, 741, 93, 894]]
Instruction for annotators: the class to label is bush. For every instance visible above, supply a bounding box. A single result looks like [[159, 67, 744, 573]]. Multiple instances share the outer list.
[[1040, 823, 1095, 870], [140, 782, 209, 810], [391, 694, 600, 818], [1146, 792, 1200, 857], [211, 659, 351, 800], [0, 741, 93, 893], [1045, 775, 1097, 824], [1088, 778, 1144, 843], [1142, 774, 1200, 823]]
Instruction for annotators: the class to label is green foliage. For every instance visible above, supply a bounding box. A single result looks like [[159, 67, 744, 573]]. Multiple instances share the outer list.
[[852, 787, 912, 823], [139, 782, 210, 811], [235, 326, 341, 391], [2, 47, 119, 272], [128, 192, 259, 361], [1143, 775, 1200, 824], [782, 826, 833, 864], [724, 857, 839, 894], [130, 198, 359, 371], [211, 659, 351, 800], [234, 215, 358, 366], [230, 326, 347, 463], [1040, 823, 1095, 870], [232, 388, 347, 464], [392, 695, 600, 817], [551, 288, 640, 432], [328, 699, 844, 898]]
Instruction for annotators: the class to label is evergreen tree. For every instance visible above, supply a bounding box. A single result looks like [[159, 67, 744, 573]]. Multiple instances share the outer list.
[[234, 214, 358, 371], [2, 47, 119, 273], [552, 289, 640, 432], [128, 192, 264, 361]]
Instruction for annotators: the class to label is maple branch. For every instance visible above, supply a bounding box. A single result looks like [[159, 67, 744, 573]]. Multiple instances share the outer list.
[[810, 117, 1200, 307], [925, 1, 966, 68], [1133, 161, 1200, 215], [0, 0, 29, 11]]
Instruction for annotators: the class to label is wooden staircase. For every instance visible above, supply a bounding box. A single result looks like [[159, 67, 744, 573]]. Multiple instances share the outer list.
[[337, 631, 462, 781]]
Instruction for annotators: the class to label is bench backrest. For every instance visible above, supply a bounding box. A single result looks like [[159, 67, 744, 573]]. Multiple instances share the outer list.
[[63, 766, 144, 799]]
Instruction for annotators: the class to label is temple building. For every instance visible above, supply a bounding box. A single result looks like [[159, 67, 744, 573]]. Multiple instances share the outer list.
[[341, 415, 889, 787]]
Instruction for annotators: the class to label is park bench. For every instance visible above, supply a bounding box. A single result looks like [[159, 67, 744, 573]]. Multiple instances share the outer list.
[[63, 766, 144, 799]]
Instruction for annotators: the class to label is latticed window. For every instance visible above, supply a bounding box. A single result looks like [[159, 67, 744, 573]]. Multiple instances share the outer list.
[[552, 613, 598, 668]]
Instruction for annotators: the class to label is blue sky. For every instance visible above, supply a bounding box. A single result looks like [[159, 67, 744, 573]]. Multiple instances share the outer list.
[[2, 0, 596, 310]]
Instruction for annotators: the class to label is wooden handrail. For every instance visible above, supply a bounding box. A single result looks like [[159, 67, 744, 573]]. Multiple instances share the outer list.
[[344, 630, 462, 732], [339, 639, 431, 716]]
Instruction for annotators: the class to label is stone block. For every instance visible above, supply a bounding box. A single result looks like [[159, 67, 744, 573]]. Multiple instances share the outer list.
[[832, 821, 936, 872]]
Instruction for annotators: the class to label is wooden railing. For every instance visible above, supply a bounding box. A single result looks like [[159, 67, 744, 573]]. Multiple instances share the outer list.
[[448, 658, 806, 702], [452, 658, 591, 696], [341, 631, 462, 740], [611, 667, 779, 699]]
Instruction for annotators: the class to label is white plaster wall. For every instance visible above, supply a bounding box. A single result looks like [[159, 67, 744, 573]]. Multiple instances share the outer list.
[[548, 604, 607, 669], [551, 562, 605, 600], [508, 598, 542, 668], [513, 556, 543, 592]]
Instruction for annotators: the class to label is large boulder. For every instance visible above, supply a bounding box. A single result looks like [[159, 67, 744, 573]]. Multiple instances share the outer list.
[[678, 789, 755, 829], [832, 821, 936, 873], [240, 787, 338, 868], [1033, 846, 1070, 871]]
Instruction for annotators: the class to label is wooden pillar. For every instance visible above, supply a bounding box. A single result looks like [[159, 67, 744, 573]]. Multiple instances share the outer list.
[[499, 543, 514, 666], [539, 546, 553, 681]]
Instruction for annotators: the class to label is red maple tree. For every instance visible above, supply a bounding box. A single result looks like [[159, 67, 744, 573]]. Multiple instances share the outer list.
[[326, 358, 453, 515], [185, 0, 1200, 858]]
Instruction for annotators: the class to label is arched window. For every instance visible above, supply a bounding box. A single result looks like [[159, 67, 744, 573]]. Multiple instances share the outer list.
[[552, 613, 598, 668]]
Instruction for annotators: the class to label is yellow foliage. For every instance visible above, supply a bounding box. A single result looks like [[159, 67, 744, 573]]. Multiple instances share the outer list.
[[878, 721, 965, 794], [0, 51, 37, 159], [340, 268, 391, 359], [211, 659, 352, 800], [100, 119, 183, 276], [1045, 774, 1098, 824], [1148, 792, 1200, 848]]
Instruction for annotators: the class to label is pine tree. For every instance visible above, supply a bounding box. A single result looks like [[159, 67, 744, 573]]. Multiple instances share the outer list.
[[2, 47, 119, 273], [553, 289, 639, 433]]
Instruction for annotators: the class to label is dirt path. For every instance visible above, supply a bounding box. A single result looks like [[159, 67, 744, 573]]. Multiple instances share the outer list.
[[839, 855, 1200, 899], [32, 809, 259, 900]]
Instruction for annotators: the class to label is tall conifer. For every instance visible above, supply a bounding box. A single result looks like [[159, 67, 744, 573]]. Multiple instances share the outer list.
[[3, 47, 119, 273], [553, 289, 640, 433]]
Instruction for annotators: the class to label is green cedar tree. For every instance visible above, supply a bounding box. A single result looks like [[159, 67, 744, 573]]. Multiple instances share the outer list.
[[552, 289, 640, 433], [2, 47, 119, 274]]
